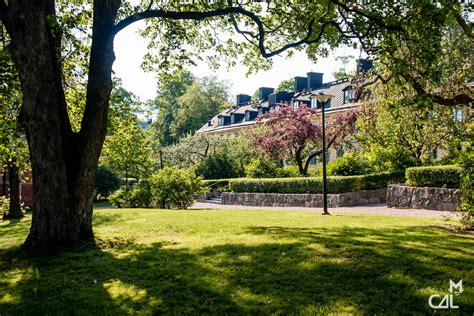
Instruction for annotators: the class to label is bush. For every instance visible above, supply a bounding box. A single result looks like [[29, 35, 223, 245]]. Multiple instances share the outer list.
[[406, 165, 462, 188], [328, 153, 373, 176], [363, 147, 417, 172], [109, 189, 133, 208], [229, 170, 405, 194], [95, 166, 121, 198], [109, 180, 153, 208], [245, 158, 283, 178], [196, 152, 241, 179], [0, 196, 9, 217], [280, 165, 301, 177], [150, 167, 208, 209]]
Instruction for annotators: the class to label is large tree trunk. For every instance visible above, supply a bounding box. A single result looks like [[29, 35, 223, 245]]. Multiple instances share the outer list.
[[3, 162, 23, 220], [2, 0, 120, 250]]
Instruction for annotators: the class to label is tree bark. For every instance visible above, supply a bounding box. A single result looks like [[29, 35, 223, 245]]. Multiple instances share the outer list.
[[295, 148, 306, 176], [2, 0, 120, 250], [3, 162, 23, 220]]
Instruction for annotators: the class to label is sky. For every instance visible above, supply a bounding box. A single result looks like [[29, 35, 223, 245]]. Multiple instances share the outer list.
[[113, 21, 359, 102]]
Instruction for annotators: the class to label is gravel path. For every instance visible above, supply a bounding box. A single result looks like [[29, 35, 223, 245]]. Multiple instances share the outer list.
[[192, 202, 460, 219]]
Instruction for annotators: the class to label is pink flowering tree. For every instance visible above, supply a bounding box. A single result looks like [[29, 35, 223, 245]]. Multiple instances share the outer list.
[[250, 104, 357, 176]]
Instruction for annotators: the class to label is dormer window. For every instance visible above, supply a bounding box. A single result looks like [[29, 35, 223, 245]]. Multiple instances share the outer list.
[[310, 99, 330, 109], [218, 116, 225, 126], [343, 86, 355, 104], [310, 99, 320, 109]]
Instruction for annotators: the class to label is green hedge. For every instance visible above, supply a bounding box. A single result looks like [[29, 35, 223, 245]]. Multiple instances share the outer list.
[[203, 178, 243, 191], [406, 165, 462, 188], [229, 171, 405, 194]]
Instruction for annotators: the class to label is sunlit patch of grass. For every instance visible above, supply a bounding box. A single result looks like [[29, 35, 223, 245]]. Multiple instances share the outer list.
[[0, 208, 473, 314]]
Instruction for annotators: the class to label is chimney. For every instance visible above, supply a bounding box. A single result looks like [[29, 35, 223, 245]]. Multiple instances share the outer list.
[[268, 91, 293, 106], [356, 59, 373, 73], [294, 76, 307, 92], [236, 94, 251, 106], [258, 87, 274, 100], [307, 72, 323, 90]]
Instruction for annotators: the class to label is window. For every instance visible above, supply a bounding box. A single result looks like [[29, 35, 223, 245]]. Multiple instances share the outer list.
[[324, 152, 330, 163], [453, 108, 463, 122], [218, 117, 224, 126], [310, 99, 321, 109], [343, 88, 354, 104], [336, 147, 344, 158]]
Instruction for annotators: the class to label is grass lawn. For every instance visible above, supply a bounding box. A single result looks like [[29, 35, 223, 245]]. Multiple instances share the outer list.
[[1, 208, 473, 314]]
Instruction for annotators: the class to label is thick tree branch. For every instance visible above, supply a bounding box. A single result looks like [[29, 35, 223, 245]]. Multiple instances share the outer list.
[[453, 12, 473, 39], [116, 5, 339, 59], [303, 133, 339, 174], [81, 0, 121, 145], [329, 0, 403, 32], [114, 7, 250, 34], [402, 73, 473, 108]]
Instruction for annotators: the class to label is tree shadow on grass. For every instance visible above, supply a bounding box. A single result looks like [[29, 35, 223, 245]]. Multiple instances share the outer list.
[[0, 225, 473, 314], [0, 241, 244, 315]]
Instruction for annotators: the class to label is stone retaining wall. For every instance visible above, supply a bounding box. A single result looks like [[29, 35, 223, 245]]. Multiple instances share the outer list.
[[222, 188, 387, 208], [386, 184, 460, 211]]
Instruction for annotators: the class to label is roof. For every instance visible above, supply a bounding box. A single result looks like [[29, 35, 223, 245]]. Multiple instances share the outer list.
[[294, 78, 357, 109], [196, 77, 358, 135]]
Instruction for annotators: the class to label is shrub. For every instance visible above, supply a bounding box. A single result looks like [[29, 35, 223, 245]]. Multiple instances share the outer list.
[[245, 158, 283, 178], [95, 166, 121, 198], [196, 152, 241, 179], [362, 147, 417, 172], [0, 196, 9, 217], [109, 180, 153, 208], [0, 196, 29, 217], [229, 170, 405, 194], [406, 165, 462, 188], [328, 153, 373, 176], [280, 165, 301, 177], [109, 189, 132, 208], [150, 167, 208, 209]]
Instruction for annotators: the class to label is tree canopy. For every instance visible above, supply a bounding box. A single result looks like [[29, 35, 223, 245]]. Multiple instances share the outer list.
[[250, 105, 357, 176]]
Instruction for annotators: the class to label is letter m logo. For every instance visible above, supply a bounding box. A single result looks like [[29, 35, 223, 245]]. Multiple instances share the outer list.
[[449, 280, 463, 295]]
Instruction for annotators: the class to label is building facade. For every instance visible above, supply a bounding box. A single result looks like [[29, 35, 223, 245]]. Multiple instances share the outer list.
[[196, 60, 372, 162]]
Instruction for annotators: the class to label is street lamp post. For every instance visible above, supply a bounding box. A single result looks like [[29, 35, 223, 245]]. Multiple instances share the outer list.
[[310, 93, 334, 215]]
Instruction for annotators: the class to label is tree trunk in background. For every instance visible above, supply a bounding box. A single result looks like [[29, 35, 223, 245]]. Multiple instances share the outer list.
[[3, 162, 23, 220], [2, 172, 6, 197], [2, 0, 120, 250], [295, 148, 306, 176]]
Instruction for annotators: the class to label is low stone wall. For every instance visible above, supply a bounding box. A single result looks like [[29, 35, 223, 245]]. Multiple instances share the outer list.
[[386, 184, 460, 211], [222, 188, 387, 208]]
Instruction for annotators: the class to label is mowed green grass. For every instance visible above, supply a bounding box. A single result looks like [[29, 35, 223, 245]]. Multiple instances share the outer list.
[[1, 208, 473, 315]]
